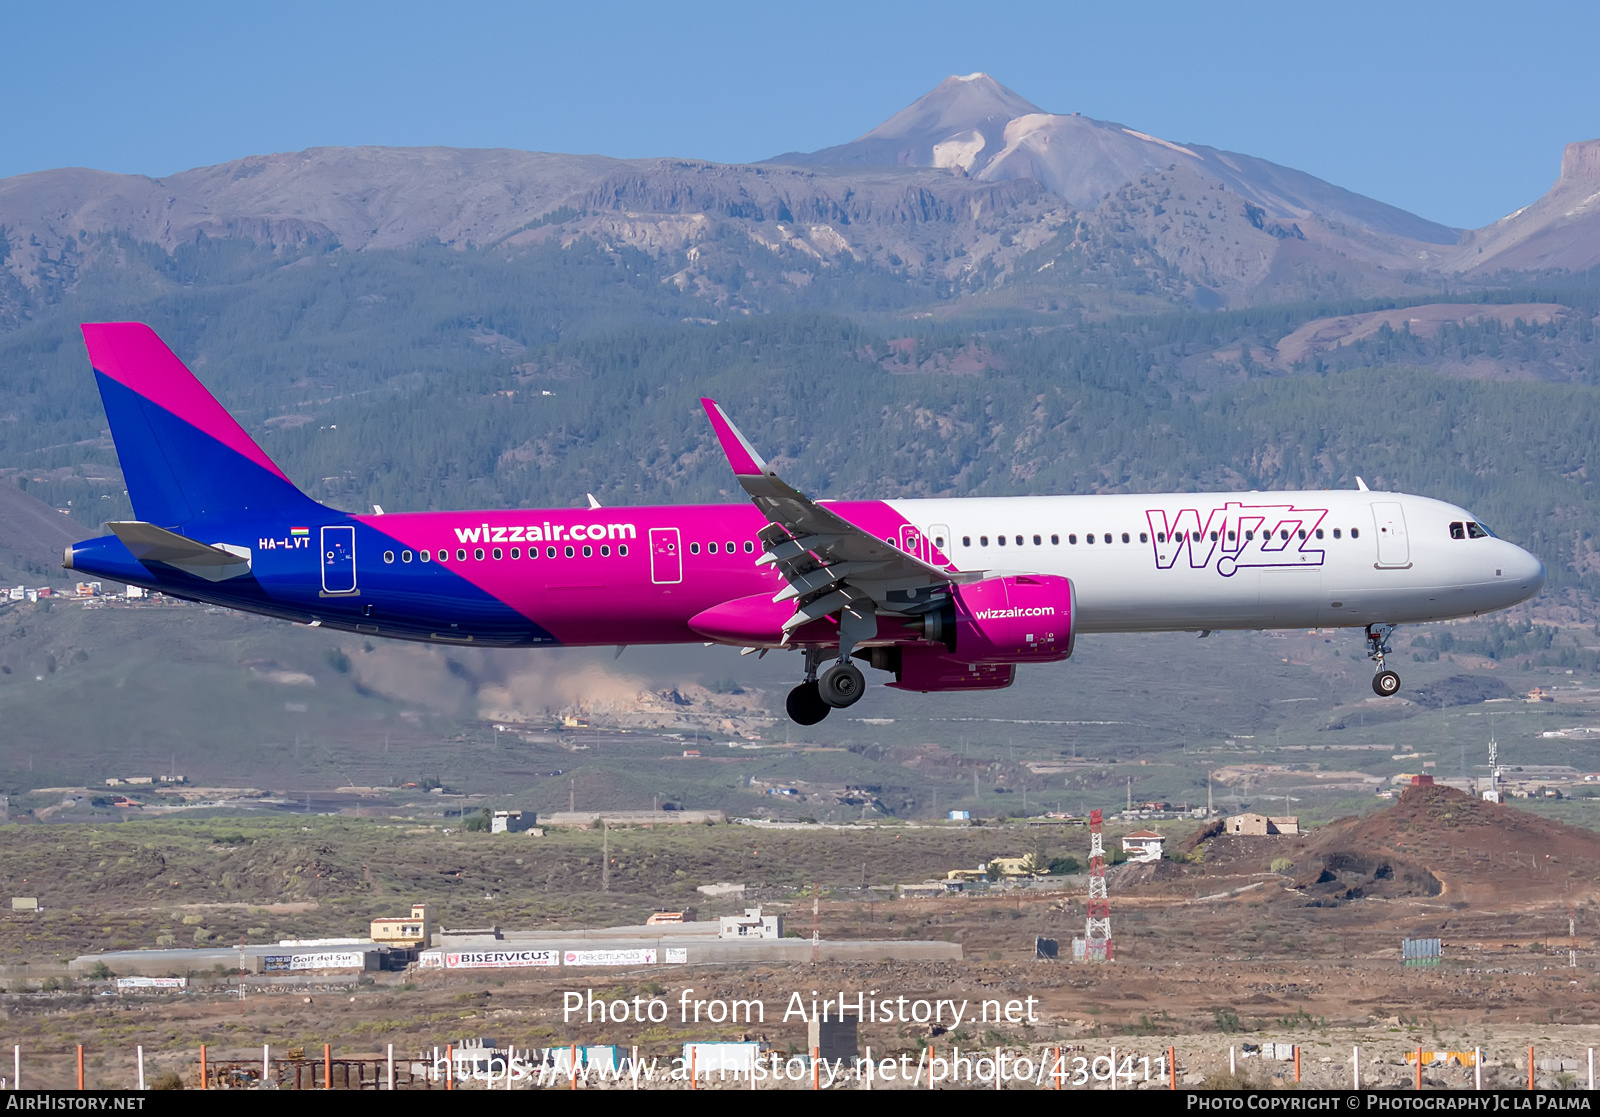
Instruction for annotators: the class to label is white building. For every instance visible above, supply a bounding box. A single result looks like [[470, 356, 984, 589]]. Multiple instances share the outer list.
[[717, 907, 783, 940], [1121, 830, 1166, 863]]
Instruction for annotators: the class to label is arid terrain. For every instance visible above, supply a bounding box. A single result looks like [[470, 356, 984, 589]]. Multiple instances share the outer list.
[[3, 786, 1600, 1089]]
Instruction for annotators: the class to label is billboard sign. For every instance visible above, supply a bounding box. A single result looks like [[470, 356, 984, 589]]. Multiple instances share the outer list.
[[444, 950, 559, 969], [563, 948, 657, 966]]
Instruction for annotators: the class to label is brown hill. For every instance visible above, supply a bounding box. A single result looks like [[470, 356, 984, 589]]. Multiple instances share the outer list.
[[1172, 785, 1600, 909]]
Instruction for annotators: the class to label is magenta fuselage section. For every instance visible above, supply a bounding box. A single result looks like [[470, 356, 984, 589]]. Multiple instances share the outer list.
[[359, 499, 939, 648]]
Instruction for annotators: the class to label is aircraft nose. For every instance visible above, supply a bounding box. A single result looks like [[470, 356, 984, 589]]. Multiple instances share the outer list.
[[1507, 544, 1545, 598]]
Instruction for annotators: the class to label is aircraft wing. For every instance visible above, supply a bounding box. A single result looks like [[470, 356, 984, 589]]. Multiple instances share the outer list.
[[701, 399, 980, 642]]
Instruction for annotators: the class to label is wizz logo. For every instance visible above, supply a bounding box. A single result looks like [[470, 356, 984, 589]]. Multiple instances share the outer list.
[[1145, 501, 1328, 577]]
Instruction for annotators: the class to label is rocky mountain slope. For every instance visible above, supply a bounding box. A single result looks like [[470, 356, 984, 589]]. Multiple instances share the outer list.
[[3, 75, 1595, 317], [772, 73, 1460, 245]]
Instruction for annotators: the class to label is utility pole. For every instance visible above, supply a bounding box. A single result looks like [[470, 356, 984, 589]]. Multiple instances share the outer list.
[[812, 882, 820, 963], [602, 822, 609, 893], [1126, 776, 1132, 812], [569, 779, 575, 813]]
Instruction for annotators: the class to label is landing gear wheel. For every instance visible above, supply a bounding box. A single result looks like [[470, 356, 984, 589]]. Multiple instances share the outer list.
[[817, 661, 866, 708], [1372, 669, 1401, 698], [786, 681, 830, 725]]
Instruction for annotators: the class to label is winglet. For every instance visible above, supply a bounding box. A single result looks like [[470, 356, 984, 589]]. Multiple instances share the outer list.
[[700, 398, 769, 477]]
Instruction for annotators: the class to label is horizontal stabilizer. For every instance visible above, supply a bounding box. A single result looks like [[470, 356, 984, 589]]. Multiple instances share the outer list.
[[107, 521, 252, 582]]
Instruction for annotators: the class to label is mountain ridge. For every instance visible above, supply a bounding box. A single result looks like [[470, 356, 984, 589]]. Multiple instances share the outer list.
[[1, 74, 1597, 317]]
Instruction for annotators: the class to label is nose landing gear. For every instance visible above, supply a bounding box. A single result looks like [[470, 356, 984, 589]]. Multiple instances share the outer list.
[[1366, 623, 1401, 697]]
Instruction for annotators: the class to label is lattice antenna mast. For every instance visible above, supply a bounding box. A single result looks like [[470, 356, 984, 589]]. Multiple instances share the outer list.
[[1084, 808, 1113, 962]]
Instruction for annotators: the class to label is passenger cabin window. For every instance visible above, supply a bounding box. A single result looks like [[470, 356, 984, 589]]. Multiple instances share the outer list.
[[402, 550, 413, 563], [962, 536, 971, 547], [744, 541, 755, 553], [935, 536, 946, 548], [492, 547, 503, 560], [1332, 529, 1341, 539], [1122, 532, 1130, 543], [456, 549, 467, 561], [1314, 529, 1323, 540], [474, 548, 485, 560], [618, 544, 629, 557], [1466, 522, 1489, 539], [383, 551, 394, 563], [419, 550, 429, 563], [1450, 522, 1465, 539], [1069, 534, 1078, 544], [979, 536, 988, 547], [997, 535, 1006, 546], [690, 543, 700, 554], [1051, 534, 1059, 545], [1015, 535, 1023, 546], [564, 546, 575, 558], [708, 542, 718, 554], [1351, 528, 1360, 539], [583, 545, 593, 557], [1139, 532, 1148, 543], [1086, 534, 1095, 545], [1033, 534, 1042, 546]]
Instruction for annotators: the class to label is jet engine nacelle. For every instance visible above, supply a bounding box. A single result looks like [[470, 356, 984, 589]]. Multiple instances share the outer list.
[[951, 573, 1075, 663]]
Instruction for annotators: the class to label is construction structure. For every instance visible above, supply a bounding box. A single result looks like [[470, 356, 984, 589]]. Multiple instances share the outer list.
[[1075, 808, 1112, 962]]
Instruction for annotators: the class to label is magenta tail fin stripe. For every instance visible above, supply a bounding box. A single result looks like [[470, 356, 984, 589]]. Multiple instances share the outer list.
[[80, 323, 291, 484]]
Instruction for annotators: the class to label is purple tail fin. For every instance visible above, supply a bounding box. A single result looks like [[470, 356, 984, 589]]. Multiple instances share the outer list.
[[81, 323, 321, 528]]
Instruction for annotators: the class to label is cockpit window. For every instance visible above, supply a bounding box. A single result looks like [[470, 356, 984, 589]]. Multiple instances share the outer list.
[[1466, 522, 1490, 539], [1449, 522, 1465, 540]]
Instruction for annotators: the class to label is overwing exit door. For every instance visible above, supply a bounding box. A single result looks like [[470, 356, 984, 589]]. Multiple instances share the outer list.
[[321, 525, 357, 593]]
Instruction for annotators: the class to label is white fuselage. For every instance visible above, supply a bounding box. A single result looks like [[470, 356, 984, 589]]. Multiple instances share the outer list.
[[884, 490, 1545, 632]]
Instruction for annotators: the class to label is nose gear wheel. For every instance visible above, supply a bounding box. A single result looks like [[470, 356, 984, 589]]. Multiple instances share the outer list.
[[1365, 624, 1401, 698]]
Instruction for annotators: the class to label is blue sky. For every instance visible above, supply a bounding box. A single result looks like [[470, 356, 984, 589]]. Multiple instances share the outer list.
[[4, 0, 1595, 229]]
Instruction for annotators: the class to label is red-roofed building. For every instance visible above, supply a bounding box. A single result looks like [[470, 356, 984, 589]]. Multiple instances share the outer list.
[[1121, 830, 1165, 863]]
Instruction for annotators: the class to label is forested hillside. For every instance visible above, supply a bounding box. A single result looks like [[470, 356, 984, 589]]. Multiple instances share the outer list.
[[0, 232, 1597, 608]]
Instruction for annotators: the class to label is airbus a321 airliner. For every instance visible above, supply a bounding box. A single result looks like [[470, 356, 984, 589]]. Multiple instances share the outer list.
[[63, 324, 1545, 724]]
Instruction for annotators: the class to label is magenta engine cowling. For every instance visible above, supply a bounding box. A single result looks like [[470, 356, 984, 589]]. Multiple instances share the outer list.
[[951, 573, 1075, 663], [887, 573, 1075, 693]]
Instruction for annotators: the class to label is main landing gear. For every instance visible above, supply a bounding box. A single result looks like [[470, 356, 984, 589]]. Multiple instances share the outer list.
[[1366, 623, 1401, 697], [785, 648, 867, 725]]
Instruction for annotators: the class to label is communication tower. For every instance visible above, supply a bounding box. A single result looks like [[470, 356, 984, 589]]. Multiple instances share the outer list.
[[1083, 808, 1113, 962]]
